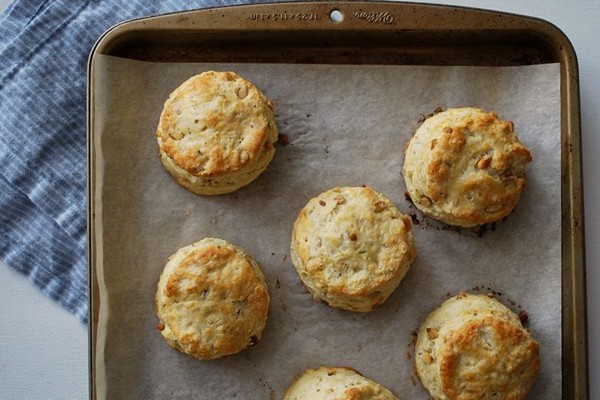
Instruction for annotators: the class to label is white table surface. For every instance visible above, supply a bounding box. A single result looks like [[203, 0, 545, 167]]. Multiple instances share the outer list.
[[0, 0, 598, 399]]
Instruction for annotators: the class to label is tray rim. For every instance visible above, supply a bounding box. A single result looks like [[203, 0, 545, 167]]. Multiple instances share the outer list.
[[86, 2, 587, 399]]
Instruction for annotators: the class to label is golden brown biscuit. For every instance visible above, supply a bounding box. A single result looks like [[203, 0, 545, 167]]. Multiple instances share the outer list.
[[156, 71, 278, 195], [290, 186, 417, 312], [403, 107, 532, 227], [415, 293, 540, 400], [284, 366, 399, 400], [155, 238, 270, 360]]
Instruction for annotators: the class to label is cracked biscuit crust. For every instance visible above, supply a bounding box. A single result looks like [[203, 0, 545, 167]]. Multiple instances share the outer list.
[[290, 186, 417, 312], [403, 108, 532, 227], [415, 293, 540, 400], [156, 71, 278, 195], [155, 238, 270, 360], [283, 366, 399, 400]]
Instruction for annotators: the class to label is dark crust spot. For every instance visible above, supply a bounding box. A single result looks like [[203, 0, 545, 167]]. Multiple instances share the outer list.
[[519, 310, 529, 325], [418, 107, 445, 123], [248, 335, 259, 347], [278, 134, 289, 145], [478, 224, 488, 237], [410, 213, 420, 225], [319, 200, 326, 206]]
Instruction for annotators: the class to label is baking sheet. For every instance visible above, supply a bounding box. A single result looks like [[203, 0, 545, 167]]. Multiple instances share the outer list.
[[92, 55, 561, 399]]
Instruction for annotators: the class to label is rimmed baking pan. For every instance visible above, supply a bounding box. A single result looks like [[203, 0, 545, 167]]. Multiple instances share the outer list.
[[87, 2, 587, 399]]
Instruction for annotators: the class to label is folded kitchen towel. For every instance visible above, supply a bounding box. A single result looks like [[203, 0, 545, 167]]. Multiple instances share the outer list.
[[0, 0, 264, 323]]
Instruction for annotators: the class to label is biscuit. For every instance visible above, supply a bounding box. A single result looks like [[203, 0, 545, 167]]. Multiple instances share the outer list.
[[156, 71, 278, 195], [403, 107, 532, 227], [415, 292, 540, 400], [290, 186, 417, 312], [284, 366, 398, 400], [155, 238, 270, 360]]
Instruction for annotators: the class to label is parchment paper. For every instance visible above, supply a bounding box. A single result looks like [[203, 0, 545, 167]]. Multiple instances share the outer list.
[[93, 55, 561, 399]]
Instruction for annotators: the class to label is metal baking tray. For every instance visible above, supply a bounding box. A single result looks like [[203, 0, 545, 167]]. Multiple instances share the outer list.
[[87, 2, 587, 398]]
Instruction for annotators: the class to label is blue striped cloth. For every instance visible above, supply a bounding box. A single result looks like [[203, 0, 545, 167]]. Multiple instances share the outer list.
[[0, 0, 256, 323]]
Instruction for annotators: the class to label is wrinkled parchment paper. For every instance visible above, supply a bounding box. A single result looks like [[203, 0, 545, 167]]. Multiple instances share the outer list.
[[93, 55, 561, 399]]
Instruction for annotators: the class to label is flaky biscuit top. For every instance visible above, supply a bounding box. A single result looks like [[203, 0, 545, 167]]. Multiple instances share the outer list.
[[156, 71, 278, 178], [284, 366, 399, 400], [291, 186, 416, 311], [155, 238, 270, 360], [404, 107, 532, 227], [415, 293, 540, 400]]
